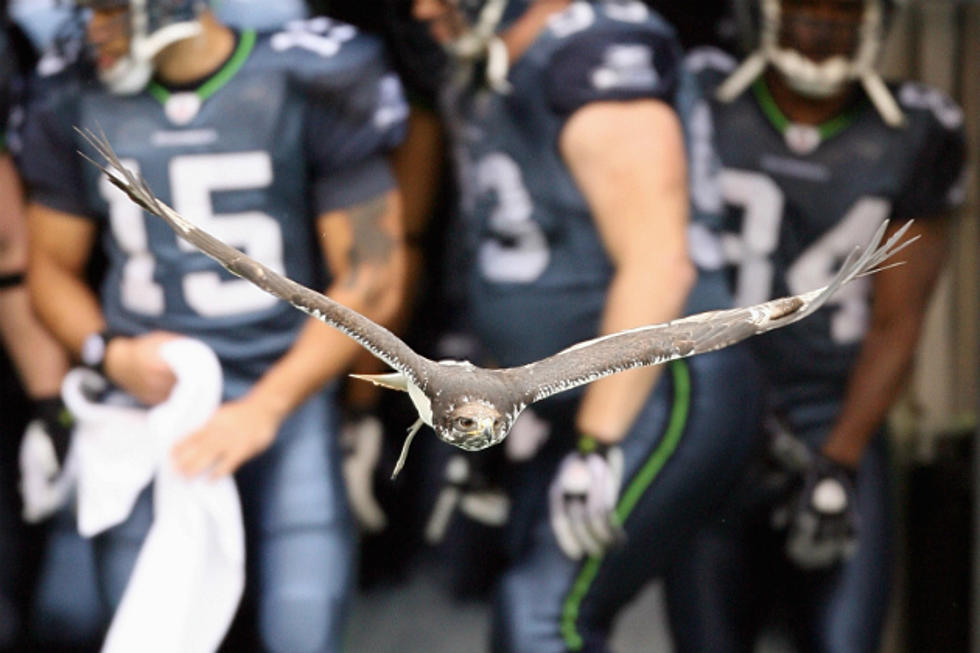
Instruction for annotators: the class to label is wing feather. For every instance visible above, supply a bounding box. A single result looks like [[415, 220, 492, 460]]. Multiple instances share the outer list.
[[77, 127, 429, 385], [507, 220, 914, 404]]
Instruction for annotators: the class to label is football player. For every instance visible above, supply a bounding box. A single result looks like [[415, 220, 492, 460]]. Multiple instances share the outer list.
[[411, 0, 764, 650], [664, 1, 965, 651], [20, 1, 408, 650], [0, 9, 80, 649]]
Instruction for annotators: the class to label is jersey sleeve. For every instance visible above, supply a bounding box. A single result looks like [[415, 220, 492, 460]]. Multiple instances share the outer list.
[[892, 85, 967, 220], [299, 33, 408, 214], [0, 31, 13, 146], [16, 71, 90, 217], [543, 23, 683, 119]]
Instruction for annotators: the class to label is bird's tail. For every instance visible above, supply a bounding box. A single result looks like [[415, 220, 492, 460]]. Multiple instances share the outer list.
[[349, 373, 409, 392], [767, 219, 918, 330]]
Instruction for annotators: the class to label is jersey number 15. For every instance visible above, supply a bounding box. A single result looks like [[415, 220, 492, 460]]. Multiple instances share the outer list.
[[99, 152, 286, 318]]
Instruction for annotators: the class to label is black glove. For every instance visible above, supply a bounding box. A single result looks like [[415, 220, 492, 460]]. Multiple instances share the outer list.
[[32, 396, 74, 470], [20, 396, 76, 523], [771, 439, 860, 570]]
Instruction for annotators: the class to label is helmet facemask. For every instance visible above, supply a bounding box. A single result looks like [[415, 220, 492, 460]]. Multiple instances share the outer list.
[[764, 0, 881, 99], [79, 0, 205, 95], [438, 0, 528, 91], [717, 0, 905, 127]]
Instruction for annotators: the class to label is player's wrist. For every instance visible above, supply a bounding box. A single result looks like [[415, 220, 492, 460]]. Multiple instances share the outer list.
[[818, 441, 862, 474], [575, 432, 619, 457], [81, 328, 123, 376], [813, 450, 858, 485], [242, 383, 294, 423]]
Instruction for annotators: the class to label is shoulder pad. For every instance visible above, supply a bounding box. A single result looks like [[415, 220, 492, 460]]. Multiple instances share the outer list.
[[543, 5, 682, 117], [890, 81, 967, 217], [263, 17, 385, 82], [895, 81, 964, 132]]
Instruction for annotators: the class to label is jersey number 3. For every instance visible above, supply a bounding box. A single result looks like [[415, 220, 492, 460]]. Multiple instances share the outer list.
[[720, 169, 889, 344], [99, 152, 285, 317]]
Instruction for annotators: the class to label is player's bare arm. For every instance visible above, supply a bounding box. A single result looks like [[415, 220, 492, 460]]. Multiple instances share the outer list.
[[560, 99, 694, 444], [27, 201, 178, 404], [347, 105, 445, 408], [820, 218, 949, 468], [250, 187, 407, 412], [0, 155, 68, 398], [173, 189, 407, 477]]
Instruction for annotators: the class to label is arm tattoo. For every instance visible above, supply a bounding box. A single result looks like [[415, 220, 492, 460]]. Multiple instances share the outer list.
[[344, 194, 395, 290]]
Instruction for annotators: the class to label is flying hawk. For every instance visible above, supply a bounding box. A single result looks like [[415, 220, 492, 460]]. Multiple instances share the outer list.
[[79, 128, 914, 477]]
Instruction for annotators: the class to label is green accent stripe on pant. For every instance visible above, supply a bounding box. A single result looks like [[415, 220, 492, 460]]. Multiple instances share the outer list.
[[560, 359, 692, 651]]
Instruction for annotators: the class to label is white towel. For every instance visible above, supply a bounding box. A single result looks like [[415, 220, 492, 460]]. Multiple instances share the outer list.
[[62, 338, 245, 653]]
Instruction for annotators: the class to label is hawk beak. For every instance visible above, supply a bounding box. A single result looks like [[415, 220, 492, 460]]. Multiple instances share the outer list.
[[478, 418, 496, 445]]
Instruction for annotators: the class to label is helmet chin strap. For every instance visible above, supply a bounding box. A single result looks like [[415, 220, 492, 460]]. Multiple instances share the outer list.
[[716, 0, 905, 128], [484, 36, 512, 92], [98, 55, 154, 95], [447, 0, 513, 93], [449, 0, 508, 60]]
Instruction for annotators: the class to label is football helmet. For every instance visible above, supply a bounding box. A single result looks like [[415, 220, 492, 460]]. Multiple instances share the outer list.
[[444, 0, 527, 57], [718, 0, 904, 126], [77, 0, 207, 94], [437, 0, 530, 90]]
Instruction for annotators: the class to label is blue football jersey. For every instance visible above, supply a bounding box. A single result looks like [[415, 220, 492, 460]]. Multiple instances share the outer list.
[[442, 0, 730, 368], [20, 19, 407, 375], [689, 47, 966, 418], [0, 28, 12, 140]]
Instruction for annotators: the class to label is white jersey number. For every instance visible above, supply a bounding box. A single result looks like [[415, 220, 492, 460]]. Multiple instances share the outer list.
[[476, 152, 549, 284], [719, 169, 889, 344], [100, 152, 284, 317]]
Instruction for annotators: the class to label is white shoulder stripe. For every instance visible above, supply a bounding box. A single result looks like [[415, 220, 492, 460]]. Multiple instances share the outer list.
[[684, 47, 737, 75]]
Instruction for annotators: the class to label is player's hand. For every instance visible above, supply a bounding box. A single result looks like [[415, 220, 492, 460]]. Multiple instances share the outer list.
[[340, 410, 387, 533], [772, 450, 860, 570], [172, 396, 282, 478], [549, 437, 624, 560], [103, 331, 180, 405], [32, 396, 75, 470], [19, 396, 77, 522]]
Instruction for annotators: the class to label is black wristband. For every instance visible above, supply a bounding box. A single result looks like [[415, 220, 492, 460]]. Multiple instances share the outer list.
[[81, 329, 121, 376], [814, 452, 859, 485], [0, 271, 25, 289], [576, 432, 615, 456], [97, 330, 120, 376]]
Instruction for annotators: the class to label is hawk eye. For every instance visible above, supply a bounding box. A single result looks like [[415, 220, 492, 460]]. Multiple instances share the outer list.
[[455, 416, 476, 431], [493, 418, 504, 432]]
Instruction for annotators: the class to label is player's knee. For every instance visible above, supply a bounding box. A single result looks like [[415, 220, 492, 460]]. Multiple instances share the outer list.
[[32, 589, 105, 647], [492, 573, 562, 653], [254, 528, 352, 653], [0, 591, 19, 649], [258, 592, 342, 653]]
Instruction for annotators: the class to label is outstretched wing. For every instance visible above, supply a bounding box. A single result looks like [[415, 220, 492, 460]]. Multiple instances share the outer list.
[[506, 220, 915, 405], [77, 127, 429, 385]]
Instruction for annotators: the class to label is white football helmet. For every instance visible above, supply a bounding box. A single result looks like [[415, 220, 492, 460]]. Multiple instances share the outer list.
[[718, 0, 904, 126], [437, 0, 530, 90], [78, 0, 207, 94]]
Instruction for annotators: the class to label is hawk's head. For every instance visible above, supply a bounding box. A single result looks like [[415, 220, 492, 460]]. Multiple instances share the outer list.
[[434, 400, 511, 451]]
